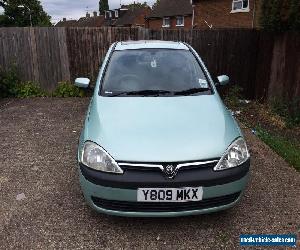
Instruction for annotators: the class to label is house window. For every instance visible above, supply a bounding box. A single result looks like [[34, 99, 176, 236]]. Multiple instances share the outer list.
[[162, 17, 170, 27], [176, 16, 184, 26], [115, 10, 118, 18], [231, 0, 250, 13], [105, 11, 112, 19]]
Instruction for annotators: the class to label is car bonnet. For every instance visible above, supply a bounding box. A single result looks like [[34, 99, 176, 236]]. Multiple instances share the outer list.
[[84, 95, 242, 162]]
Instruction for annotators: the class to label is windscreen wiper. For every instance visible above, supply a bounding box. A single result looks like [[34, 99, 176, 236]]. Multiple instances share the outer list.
[[174, 88, 210, 96], [107, 90, 172, 97]]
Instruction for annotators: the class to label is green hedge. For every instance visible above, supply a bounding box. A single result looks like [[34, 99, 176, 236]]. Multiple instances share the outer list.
[[52, 82, 85, 97], [0, 65, 20, 98], [0, 66, 88, 98]]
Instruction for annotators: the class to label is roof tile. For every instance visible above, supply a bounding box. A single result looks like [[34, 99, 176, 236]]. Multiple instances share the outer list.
[[147, 0, 193, 18]]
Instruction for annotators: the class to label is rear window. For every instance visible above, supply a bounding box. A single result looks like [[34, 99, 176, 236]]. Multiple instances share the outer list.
[[100, 49, 211, 96]]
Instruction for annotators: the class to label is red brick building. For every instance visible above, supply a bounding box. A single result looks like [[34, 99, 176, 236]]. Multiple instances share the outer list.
[[146, 0, 193, 30], [101, 6, 151, 27], [114, 6, 151, 27], [192, 0, 262, 29], [55, 12, 105, 27], [55, 6, 150, 28]]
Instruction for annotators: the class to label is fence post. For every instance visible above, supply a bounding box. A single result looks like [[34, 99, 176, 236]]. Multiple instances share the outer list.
[[138, 27, 148, 40], [144, 28, 149, 40]]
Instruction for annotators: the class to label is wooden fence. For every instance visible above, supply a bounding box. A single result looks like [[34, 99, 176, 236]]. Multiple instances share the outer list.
[[0, 27, 299, 100]]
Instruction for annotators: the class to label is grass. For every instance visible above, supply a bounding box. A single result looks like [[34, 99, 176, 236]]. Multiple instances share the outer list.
[[222, 85, 300, 172], [256, 128, 300, 171]]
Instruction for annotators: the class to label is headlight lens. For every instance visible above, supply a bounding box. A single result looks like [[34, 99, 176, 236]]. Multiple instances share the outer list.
[[81, 141, 123, 174], [214, 137, 250, 171]]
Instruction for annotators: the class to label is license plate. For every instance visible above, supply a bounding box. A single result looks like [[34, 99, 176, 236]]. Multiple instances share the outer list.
[[137, 187, 203, 202]]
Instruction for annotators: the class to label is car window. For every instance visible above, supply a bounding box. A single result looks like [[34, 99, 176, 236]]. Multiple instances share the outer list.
[[100, 49, 211, 96]]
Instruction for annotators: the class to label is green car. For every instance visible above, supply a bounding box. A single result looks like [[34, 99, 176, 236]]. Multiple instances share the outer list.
[[75, 41, 250, 217]]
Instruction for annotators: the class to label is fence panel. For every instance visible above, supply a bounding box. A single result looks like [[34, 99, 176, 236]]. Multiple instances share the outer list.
[[65, 27, 140, 83], [0, 28, 35, 82], [190, 29, 260, 98], [0, 27, 299, 100], [268, 32, 300, 101], [0, 27, 71, 91], [253, 32, 274, 99]]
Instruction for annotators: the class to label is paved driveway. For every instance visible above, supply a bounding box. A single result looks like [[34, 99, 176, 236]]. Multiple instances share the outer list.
[[0, 98, 299, 249]]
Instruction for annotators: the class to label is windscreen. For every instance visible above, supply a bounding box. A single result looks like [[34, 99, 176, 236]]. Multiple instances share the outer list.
[[100, 49, 211, 96]]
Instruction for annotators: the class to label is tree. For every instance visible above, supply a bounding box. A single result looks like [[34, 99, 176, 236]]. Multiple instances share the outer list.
[[0, 0, 51, 27], [287, 0, 300, 31], [0, 14, 8, 25], [260, 0, 283, 32], [260, 0, 300, 32], [126, 2, 149, 9], [152, 0, 160, 9], [99, 0, 109, 15]]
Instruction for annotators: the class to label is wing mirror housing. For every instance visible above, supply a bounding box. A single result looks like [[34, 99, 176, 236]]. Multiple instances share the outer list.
[[216, 75, 230, 86], [75, 78, 90, 88]]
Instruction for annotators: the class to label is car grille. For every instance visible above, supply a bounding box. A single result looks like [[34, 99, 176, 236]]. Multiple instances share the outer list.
[[117, 159, 220, 175], [91, 192, 240, 212]]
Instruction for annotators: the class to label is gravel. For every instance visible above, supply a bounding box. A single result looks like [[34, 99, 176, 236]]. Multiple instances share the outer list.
[[0, 98, 299, 249]]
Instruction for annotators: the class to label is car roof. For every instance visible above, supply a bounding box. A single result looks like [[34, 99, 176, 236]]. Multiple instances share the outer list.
[[114, 40, 189, 51]]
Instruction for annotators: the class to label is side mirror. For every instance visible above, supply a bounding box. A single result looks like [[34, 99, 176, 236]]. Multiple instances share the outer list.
[[216, 75, 229, 86], [75, 78, 90, 88]]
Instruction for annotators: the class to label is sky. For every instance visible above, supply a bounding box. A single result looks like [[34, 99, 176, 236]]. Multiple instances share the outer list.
[[0, 0, 155, 23]]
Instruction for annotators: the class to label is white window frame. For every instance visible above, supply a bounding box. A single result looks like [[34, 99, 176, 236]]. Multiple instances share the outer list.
[[162, 17, 170, 28], [231, 0, 250, 13], [109, 11, 112, 18], [176, 16, 184, 27], [115, 10, 119, 18]]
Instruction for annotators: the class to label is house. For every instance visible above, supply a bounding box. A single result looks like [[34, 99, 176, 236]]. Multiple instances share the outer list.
[[102, 8, 125, 26], [114, 6, 151, 27], [55, 18, 77, 27], [55, 12, 105, 27], [192, 0, 262, 29], [76, 12, 105, 27], [103, 5, 150, 27], [145, 0, 193, 30]]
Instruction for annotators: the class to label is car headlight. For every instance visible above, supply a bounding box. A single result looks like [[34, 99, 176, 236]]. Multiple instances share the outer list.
[[214, 137, 250, 171], [81, 141, 123, 174]]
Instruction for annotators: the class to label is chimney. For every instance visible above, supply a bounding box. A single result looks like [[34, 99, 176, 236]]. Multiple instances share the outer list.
[[63, 18, 66, 22], [86, 12, 90, 18], [93, 11, 97, 17]]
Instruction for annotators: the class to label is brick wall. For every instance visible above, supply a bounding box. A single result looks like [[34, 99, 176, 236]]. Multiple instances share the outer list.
[[193, 0, 260, 29], [133, 9, 151, 27], [147, 16, 193, 30]]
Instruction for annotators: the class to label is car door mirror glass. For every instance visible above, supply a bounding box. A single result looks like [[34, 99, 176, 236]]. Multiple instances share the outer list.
[[216, 75, 229, 86], [75, 78, 90, 88]]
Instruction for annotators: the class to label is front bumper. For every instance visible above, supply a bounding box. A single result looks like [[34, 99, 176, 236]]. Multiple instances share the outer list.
[[78, 159, 250, 217]]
